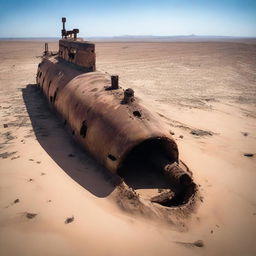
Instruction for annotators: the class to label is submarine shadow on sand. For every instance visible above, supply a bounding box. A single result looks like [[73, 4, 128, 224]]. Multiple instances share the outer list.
[[22, 84, 117, 197]]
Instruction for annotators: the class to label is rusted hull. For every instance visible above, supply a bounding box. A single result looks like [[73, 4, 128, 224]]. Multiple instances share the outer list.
[[36, 57, 179, 174]]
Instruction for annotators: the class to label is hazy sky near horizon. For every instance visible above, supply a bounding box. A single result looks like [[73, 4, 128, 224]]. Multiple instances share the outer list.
[[0, 0, 255, 37]]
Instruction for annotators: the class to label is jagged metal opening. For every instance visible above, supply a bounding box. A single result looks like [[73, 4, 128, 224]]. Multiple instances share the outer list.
[[117, 138, 195, 207], [118, 138, 178, 187], [155, 182, 196, 207]]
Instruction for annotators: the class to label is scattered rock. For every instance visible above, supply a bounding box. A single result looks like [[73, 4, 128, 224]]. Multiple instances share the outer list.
[[65, 216, 74, 224], [26, 212, 37, 219], [190, 129, 213, 137], [41, 172, 46, 176], [242, 132, 248, 136], [48, 200, 52, 203], [211, 230, 213, 234], [176, 240, 205, 248], [179, 135, 183, 139], [29, 159, 34, 161], [11, 156, 20, 160], [13, 199, 20, 204], [244, 153, 254, 157], [169, 131, 175, 135], [28, 178, 33, 182], [3, 124, 8, 128], [204, 98, 214, 102], [68, 154, 75, 157], [0, 152, 17, 159], [36, 161, 41, 164], [193, 240, 204, 247]]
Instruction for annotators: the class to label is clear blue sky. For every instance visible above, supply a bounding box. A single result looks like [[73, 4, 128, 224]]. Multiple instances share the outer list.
[[0, 0, 255, 37]]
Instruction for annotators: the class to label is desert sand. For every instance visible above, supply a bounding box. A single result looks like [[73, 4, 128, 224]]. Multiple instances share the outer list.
[[0, 40, 256, 256]]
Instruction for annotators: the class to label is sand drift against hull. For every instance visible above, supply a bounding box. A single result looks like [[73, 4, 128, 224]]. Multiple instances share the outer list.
[[36, 18, 197, 208]]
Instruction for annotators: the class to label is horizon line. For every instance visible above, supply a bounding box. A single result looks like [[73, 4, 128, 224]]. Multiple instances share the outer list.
[[1, 34, 256, 39]]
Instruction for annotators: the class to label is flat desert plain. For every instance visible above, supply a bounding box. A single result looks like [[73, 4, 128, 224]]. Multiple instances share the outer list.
[[0, 40, 256, 256]]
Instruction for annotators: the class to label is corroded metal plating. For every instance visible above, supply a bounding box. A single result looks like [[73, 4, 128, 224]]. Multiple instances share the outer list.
[[37, 59, 178, 173]]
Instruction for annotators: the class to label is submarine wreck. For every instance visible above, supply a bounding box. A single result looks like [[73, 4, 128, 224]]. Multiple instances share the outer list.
[[36, 18, 196, 208]]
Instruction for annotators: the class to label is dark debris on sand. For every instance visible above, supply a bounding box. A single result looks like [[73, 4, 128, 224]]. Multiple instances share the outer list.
[[176, 239, 205, 248], [65, 216, 74, 224], [0, 151, 17, 159], [13, 199, 20, 204], [26, 212, 38, 219], [193, 240, 204, 247], [190, 129, 213, 137], [244, 153, 254, 157], [11, 156, 20, 160]]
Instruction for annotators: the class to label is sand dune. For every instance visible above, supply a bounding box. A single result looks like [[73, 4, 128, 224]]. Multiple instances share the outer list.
[[0, 40, 255, 256]]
